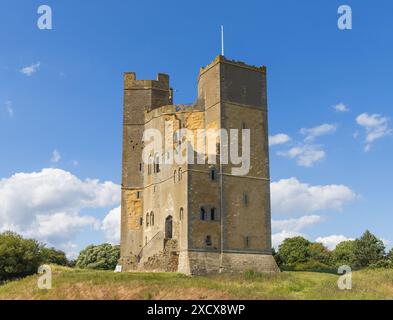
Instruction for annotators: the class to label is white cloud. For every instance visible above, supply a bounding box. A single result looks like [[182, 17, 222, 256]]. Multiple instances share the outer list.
[[277, 144, 326, 167], [272, 215, 324, 233], [315, 235, 354, 250], [0, 168, 121, 254], [4, 100, 14, 117], [51, 149, 61, 163], [58, 242, 79, 260], [381, 239, 390, 248], [271, 215, 323, 248], [102, 206, 121, 244], [356, 113, 391, 152], [271, 177, 356, 216], [300, 123, 337, 142], [333, 103, 350, 113], [20, 62, 41, 76], [269, 133, 291, 146]]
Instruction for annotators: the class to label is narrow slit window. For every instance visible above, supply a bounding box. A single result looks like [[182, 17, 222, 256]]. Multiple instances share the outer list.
[[210, 167, 217, 181], [150, 212, 154, 226], [146, 213, 150, 227], [243, 192, 249, 206], [245, 236, 250, 248], [200, 207, 206, 220], [205, 235, 212, 247]]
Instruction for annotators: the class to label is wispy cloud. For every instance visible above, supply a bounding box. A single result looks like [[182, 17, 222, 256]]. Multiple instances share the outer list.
[[333, 103, 350, 113], [51, 149, 61, 163], [300, 123, 337, 142], [269, 133, 291, 146], [4, 100, 14, 117], [20, 62, 41, 76], [277, 144, 326, 167], [356, 113, 391, 152], [272, 215, 324, 233]]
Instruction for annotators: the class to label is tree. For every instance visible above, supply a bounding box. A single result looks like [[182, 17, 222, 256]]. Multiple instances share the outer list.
[[309, 242, 332, 266], [40, 247, 69, 266], [272, 247, 283, 267], [0, 231, 43, 281], [353, 230, 385, 268], [332, 240, 356, 267], [388, 249, 393, 262], [76, 244, 120, 270], [277, 237, 311, 266]]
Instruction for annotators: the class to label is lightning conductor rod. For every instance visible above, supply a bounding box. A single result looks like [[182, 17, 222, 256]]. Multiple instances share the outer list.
[[221, 25, 225, 56]]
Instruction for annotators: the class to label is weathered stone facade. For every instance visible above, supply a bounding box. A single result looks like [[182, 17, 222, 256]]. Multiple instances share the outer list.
[[120, 56, 279, 274]]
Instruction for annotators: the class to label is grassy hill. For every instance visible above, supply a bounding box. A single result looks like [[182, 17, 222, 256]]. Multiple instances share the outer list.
[[0, 265, 392, 300]]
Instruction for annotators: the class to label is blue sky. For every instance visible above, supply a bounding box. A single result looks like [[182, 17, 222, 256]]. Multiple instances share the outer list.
[[0, 0, 392, 256]]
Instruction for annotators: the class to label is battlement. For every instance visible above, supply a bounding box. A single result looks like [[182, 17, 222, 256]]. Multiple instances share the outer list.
[[199, 55, 266, 79], [124, 72, 170, 91]]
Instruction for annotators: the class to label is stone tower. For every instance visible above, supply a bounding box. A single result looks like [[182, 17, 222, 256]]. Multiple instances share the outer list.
[[120, 56, 279, 274]]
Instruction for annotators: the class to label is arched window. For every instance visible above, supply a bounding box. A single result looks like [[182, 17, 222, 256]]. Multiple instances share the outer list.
[[205, 235, 212, 247], [210, 167, 217, 181], [180, 207, 184, 221], [216, 142, 220, 155], [146, 213, 150, 227], [150, 211, 154, 226], [178, 168, 182, 181], [200, 207, 206, 220], [173, 170, 177, 183], [148, 154, 153, 175], [154, 154, 160, 173], [210, 208, 216, 221]]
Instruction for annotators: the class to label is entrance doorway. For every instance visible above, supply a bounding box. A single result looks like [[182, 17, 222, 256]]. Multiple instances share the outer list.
[[165, 215, 173, 239]]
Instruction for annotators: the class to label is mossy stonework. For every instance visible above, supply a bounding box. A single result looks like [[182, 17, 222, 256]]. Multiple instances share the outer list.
[[120, 56, 279, 274]]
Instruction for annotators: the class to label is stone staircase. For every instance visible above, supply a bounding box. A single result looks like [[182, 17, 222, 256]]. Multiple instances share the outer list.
[[138, 238, 179, 272]]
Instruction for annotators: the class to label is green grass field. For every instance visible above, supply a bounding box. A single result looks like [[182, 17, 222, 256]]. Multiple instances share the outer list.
[[0, 265, 392, 300]]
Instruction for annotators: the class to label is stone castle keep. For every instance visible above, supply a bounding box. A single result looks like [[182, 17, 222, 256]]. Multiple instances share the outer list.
[[120, 56, 279, 274]]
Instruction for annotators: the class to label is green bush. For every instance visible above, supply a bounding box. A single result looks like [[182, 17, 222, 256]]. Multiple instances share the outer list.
[[368, 259, 393, 269], [292, 260, 333, 272], [278, 237, 311, 266], [76, 244, 120, 270], [0, 231, 43, 281], [41, 247, 69, 266], [309, 242, 333, 266]]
